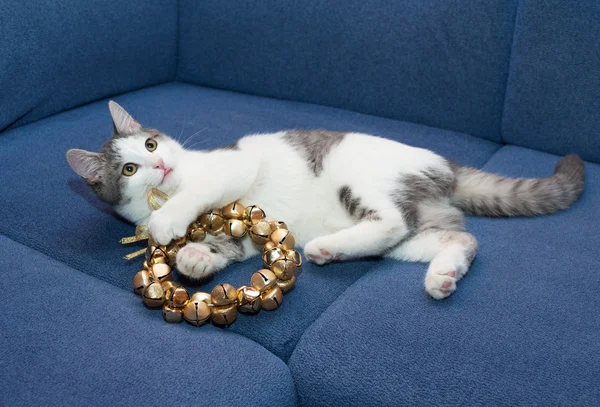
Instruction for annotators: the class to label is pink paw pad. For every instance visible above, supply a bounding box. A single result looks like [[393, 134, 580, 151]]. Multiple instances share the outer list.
[[442, 281, 452, 289], [319, 249, 330, 256]]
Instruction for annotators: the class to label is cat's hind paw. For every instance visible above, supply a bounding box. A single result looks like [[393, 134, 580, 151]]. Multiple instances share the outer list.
[[176, 243, 226, 281], [425, 270, 456, 300]]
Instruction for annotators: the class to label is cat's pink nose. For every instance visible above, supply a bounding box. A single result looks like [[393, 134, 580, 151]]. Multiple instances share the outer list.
[[154, 159, 171, 176]]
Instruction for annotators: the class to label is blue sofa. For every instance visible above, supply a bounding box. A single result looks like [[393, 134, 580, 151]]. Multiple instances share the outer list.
[[2, 1, 599, 405]]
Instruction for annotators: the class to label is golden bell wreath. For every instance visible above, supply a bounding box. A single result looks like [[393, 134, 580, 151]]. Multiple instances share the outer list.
[[123, 189, 301, 327]]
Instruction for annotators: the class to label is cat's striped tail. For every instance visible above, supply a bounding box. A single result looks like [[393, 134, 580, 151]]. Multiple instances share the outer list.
[[450, 154, 585, 217]]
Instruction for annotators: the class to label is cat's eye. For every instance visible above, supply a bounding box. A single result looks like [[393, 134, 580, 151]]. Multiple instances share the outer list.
[[145, 138, 158, 152], [122, 163, 137, 176]]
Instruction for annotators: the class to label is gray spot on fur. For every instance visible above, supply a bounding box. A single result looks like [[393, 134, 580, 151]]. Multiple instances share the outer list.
[[392, 168, 456, 230], [207, 235, 245, 261], [338, 186, 379, 221], [284, 130, 345, 175]]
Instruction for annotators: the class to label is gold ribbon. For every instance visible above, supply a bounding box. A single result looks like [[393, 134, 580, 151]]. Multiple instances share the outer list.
[[121, 188, 170, 260]]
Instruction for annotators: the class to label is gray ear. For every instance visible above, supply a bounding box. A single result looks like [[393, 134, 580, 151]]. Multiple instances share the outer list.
[[66, 149, 104, 183], [108, 101, 142, 135]]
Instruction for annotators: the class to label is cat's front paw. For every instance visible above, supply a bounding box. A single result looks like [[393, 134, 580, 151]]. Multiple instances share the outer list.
[[176, 243, 228, 281], [148, 206, 191, 245], [304, 238, 344, 266]]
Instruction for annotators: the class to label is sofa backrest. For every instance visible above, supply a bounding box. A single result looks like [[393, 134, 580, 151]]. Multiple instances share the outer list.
[[0, 0, 177, 132], [502, 0, 600, 163], [178, 0, 518, 143]]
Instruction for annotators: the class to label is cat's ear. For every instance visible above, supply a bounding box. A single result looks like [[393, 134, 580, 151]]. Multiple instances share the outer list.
[[108, 101, 142, 135], [66, 149, 104, 183]]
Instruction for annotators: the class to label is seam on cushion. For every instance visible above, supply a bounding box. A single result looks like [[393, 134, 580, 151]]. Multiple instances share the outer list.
[[287, 146, 508, 363], [0, 231, 297, 375], [0, 80, 177, 136], [0, 232, 134, 296], [499, 0, 522, 145]]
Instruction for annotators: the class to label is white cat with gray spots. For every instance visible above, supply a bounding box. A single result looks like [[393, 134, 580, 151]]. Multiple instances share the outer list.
[[67, 102, 585, 299]]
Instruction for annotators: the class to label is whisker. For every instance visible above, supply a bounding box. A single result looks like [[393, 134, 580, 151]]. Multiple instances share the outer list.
[[181, 128, 208, 148]]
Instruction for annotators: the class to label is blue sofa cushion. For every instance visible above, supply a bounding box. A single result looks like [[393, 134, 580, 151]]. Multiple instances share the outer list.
[[0, 235, 296, 406], [289, 146, 600, 406], [0, 0, 177, 131], [0, 82, 499, 360], [502, 0, 600, 163], [178, 0, 518, 142]]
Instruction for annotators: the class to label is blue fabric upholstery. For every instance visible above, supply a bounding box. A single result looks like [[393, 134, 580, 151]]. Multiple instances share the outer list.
[[289, 146, 600, 406], [0, 0, 177, 131], [178, 0, 517, 142], [4, 1, 600, 405], [502, 0, 600, 163], [0, 235, 296, 406], [0, 82, 498, 360]]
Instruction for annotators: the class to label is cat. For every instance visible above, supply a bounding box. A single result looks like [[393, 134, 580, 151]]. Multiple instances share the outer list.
[[67, 102, 585, 299]]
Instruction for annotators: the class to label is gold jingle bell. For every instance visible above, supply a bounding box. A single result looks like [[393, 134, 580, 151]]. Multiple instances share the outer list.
[[264, 241, 276, 251], [190, 291, 212, 304], [272, 255, 297, 280], [244, 205, 266, 225], [211, 304, 237, 327], [142, 282, 165, 308], [165, 246, 179, 266], [270, 229, 295, 250], [151, 263, 173, 283], [143, 260, 152, 271], [269, 221, 288, 232], [199, 210, 225, 235], [261, 286, 283, 311], [133, 270, 154, 295], [263, 247, 285, 267], [165, 285, 189, 308], [237, 286, 262, 314], [251, 269, 277, 292], [183, 300, 211, 327], [160, 280, 177, 294], [249, 220, 271, 245], [224, 219, 247, 238], [222, 202, 245, 219], [188, 222, 206, 242], [147, 245, 168, 264], [286, 249, 303, 267], [277, 276, 296, 294], [211, 284, 238, 306], [162, 304, 184, 323]]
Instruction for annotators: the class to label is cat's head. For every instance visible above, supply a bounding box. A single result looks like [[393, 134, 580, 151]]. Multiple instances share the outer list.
[[67, 101, 183, 222]]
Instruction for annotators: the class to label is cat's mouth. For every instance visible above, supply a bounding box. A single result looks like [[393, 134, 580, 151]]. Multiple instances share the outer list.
[[160, 170, 172, 185]]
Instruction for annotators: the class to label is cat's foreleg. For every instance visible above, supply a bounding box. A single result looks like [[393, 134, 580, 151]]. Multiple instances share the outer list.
[[148, 151, 259, 245], [304, 212, 410, 265]]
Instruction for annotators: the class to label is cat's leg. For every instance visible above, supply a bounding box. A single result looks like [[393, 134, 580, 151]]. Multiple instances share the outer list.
[[387, 229, 478, 299], [304, 212, 410, 265], [175, 235, 258, 281]]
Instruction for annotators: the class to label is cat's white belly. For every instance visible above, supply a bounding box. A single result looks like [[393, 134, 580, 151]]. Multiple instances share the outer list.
[[237, 133, 355, 246]]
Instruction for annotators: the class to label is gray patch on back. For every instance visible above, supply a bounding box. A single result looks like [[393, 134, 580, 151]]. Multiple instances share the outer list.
[[283, 130, 345, 175], [392, 168, 456, 230]]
